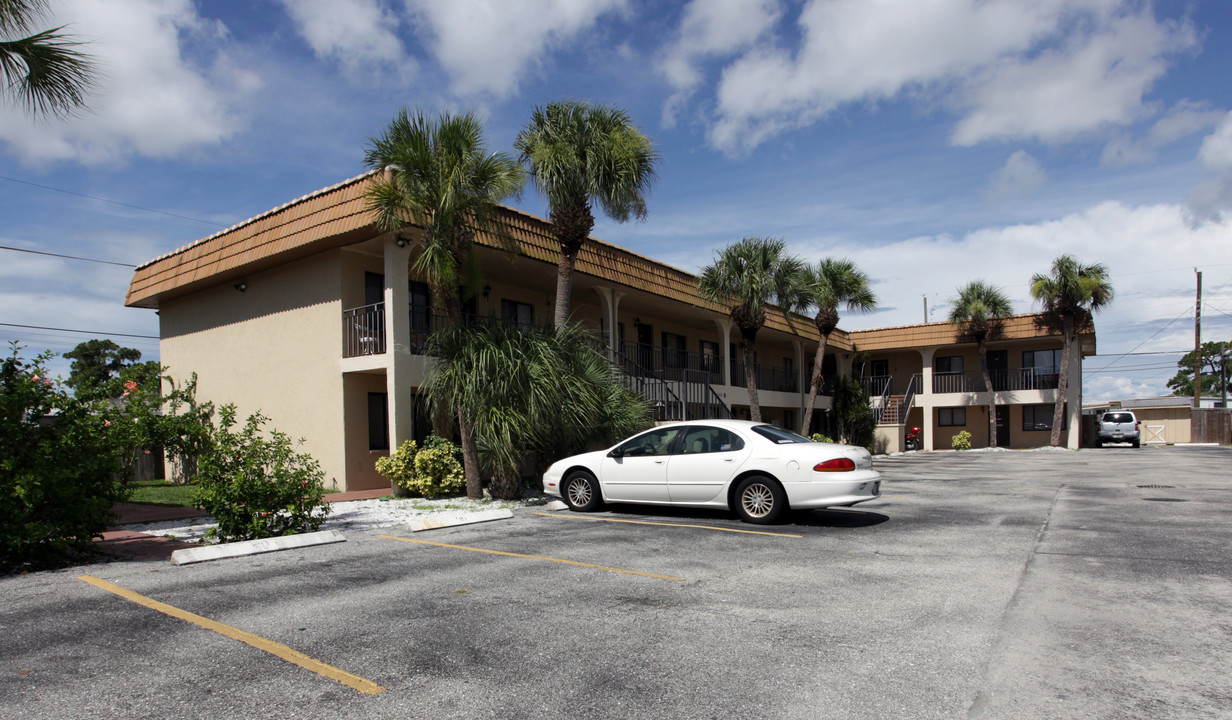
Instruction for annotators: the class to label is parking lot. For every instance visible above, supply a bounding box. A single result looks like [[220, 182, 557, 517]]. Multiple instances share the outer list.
[[2, 446, 1230, 719]]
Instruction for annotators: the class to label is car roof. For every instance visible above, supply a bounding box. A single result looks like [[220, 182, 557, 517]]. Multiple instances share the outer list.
[[655, 419, 783, 431]]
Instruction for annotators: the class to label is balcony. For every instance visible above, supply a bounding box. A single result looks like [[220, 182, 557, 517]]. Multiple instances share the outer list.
[[614, 341, 810, 394], [931, 369, 1060, 394], [342, 302, 440, 358]]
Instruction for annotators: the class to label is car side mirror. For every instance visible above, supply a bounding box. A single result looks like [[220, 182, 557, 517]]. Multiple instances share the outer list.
[[608, 447, 624, 459]]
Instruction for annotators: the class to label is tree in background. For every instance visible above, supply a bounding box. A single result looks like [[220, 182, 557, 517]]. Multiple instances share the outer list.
[[515, 101, 657, 328], [1, 0, 95, 118], [798, 258, 877, 435], [1167, 340, 1230, 401], [63, 339, 157, 399], [698, 237, 806, 422], [426, 320, 649, 500], [364, 109, 525, 498], [1030, 255, 1113, 447], [829, 375, 875, 449], [950, 281, 1012, 448]]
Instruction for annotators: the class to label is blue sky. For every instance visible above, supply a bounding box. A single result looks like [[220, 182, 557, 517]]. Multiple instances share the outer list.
[[3, 0, 1231, 401]]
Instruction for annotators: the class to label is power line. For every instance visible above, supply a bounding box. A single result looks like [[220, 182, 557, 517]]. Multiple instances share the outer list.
[[0, 244, 136, 268], [1089, 303, 1195, 374], [0, 174, 224, 228], [0, 322, 157, 339]]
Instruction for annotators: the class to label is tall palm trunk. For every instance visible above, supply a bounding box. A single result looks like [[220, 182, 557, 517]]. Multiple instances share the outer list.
[[1051, 316, 1075, 447], [978, 338, 997, 448], [554, 243, 579, 329], [441, 286, 484, 498], [801, 332, 831, 435], [741, 334, 761, 422]]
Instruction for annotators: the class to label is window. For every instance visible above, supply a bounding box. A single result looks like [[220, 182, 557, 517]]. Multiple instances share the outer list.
[[938, 407, 966, 426], [1023, 404, 1067, 431], [501, 299, 533, 328], [936, 356, 964, 374], [1023, 348, 1063, 388], [699, 340, 719, 373], [752, 424, 812, 444], [662, 331, 688, 369], [615, 427, 683, 457], [364, 272, 384, 307], [368, 392, 389, 451], [679, 426, 745, 454]]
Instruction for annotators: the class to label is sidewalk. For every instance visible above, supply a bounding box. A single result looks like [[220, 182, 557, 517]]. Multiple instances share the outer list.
[[95, 487, 393, 562]]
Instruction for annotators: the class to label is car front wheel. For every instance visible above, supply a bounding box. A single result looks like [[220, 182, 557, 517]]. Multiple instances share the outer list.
[[734, 475, 786, 524], [563, 470, 603, 512]]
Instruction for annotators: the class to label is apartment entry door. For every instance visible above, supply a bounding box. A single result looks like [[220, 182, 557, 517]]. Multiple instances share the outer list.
[[995, 405, 1010, 447], [636, 322, 653, 373]]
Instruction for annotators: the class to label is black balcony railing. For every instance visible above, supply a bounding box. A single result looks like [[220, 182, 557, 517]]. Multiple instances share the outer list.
[[932, 369, 1060, 394], [343, 303, 386, 357]]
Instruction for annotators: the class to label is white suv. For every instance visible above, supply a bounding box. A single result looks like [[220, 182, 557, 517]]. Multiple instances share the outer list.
[[1098, 410, 1141, 448]]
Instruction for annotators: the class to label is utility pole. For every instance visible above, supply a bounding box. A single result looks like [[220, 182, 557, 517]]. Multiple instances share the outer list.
[[1194, 269, 1202, 408], [923, 295, 928, 324]]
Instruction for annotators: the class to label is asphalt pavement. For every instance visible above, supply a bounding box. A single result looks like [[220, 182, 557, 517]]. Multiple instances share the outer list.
[[1, 445, 1229, 719]]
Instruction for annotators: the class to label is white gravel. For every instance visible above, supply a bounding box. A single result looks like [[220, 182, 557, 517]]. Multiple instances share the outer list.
[[125, 493, 553, 543]]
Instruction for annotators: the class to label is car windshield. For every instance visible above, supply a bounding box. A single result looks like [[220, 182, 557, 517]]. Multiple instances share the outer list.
[[1103, 413, 1134, 423], [751, 424, 813, 444]]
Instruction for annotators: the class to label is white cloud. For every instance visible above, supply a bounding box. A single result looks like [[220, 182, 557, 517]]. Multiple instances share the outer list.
[[988, 150, 1046, 202], [404, 0, 627, 98], [1185, 111, 1232, 224], [278, 0, 412, 77], [1101, 101, 1224, 167], [0, 0, 256, 165], [658, 0, 783, 127], [697, 0, 1197, 154]]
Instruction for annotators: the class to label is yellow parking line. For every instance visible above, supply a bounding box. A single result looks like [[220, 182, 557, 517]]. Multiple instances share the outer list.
[[531, 512, 803, 538], [378, 535, 684, 581], [77, 575, 385, 695]]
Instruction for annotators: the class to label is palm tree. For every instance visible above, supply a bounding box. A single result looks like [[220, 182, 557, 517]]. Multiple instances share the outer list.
[[363, 109, 525, 498], [698, 237, 807, 423], [798, 258, 877, 435], [1030, 255, 1114, 447], [426, 321, 649, 499], [514, 101, 658, 328], [1, 0, 94, 118], [949, 281, 1013, 448]]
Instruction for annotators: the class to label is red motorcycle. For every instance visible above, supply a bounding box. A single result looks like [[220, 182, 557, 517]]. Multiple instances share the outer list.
[[905, 426, 921, 451]]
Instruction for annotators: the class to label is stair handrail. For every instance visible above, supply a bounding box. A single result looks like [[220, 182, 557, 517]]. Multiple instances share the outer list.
[[683, 369, 733, 419], [898, 374, 918, 425], [872, 376, 893, 424], [612, 346, 686, 421]]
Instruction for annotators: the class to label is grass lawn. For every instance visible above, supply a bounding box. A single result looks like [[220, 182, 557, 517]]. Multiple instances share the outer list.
[[126, 479, 197, 507], [126, 479, 343, 507]]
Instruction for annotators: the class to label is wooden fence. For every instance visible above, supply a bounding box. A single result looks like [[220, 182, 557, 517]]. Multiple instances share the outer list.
[[1191, 409, 1232, 444]]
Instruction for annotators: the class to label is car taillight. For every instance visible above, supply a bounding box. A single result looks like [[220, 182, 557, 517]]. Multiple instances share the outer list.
[[814, 457, 856, 472]]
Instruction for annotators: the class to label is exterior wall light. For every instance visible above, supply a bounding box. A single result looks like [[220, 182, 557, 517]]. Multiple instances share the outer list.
[[234, 282, 247, 292]]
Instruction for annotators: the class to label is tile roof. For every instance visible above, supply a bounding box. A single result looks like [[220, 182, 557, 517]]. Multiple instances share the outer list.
[[125, 172, 817, 340], [848, 313, 1092, 350]]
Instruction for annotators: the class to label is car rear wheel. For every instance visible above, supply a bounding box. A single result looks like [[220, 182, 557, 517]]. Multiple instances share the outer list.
[[563, 470, 603, 512], [734, 475, 786, 524]]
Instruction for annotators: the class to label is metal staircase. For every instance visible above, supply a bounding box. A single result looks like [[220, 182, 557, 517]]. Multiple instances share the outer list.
[[612, 348, 733, 421]]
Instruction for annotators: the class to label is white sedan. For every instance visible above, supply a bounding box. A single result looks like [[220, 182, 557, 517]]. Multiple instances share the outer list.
[[542, 419, 881, 524]]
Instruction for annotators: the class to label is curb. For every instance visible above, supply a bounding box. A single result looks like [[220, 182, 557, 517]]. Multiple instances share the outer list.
[[407, 508, 513, 532], [171, 530, 347, 566]]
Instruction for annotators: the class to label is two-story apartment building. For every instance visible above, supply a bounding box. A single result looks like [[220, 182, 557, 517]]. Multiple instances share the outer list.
[[125, 172, 1094, 491]]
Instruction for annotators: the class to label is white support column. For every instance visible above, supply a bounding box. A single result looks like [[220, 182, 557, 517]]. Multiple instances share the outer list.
[[593, 286, 624, 355], [919, 348, 936, 451], [1066, 342, 1082, 449], [384, 233, 414, 453]]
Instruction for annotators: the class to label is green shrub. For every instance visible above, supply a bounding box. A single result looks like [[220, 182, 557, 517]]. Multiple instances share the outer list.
[[810, 432, 835, 443], [952, 431, 972, 451], [1, 345, 126, 572], [193, 405, 329, 543], [375, 436, 465, 498]]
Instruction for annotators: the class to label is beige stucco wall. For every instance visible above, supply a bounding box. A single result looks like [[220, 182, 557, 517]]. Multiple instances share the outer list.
[[159, 250, 349, 489]]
